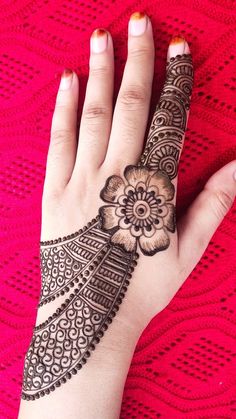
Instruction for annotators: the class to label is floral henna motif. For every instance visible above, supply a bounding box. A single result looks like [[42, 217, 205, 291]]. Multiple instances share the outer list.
[[22, 53, 193, 400], [99, 165, 175, 255]]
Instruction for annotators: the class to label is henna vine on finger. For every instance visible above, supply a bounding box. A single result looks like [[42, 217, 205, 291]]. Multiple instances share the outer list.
[[22, 53, 193, 401], [140, 53, 193, 178]]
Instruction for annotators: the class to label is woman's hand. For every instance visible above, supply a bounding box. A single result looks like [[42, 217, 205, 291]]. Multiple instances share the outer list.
[[19, 12, 236, 419]]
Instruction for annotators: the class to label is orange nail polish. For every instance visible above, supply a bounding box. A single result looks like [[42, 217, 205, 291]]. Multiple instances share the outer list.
[[130, 11, 146, 20], [62, 68, 73, 77], [59, 69, 73, 90], [129, 12, 148, 36], [91, 28, 108, 53], [92, 28, 107, 38], [170, 35, 185, 45]]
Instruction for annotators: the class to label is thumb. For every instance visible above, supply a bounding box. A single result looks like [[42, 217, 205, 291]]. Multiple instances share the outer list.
[[177, 160, 236, 273]]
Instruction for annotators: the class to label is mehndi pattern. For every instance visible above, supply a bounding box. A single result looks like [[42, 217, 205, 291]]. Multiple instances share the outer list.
[[22, 53, 193, 400]]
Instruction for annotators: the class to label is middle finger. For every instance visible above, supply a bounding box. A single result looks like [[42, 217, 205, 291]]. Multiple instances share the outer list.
[[103, 12, 155, 170]]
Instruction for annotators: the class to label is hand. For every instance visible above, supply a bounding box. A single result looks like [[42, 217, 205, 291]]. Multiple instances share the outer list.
[[19, 11, 236, 417]]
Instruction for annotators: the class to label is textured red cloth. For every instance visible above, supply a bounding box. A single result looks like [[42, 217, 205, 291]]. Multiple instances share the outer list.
[[0, 1, 236, 418]]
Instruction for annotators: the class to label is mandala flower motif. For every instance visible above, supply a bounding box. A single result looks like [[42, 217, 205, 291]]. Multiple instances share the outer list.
[[99, 165, 176, 256]]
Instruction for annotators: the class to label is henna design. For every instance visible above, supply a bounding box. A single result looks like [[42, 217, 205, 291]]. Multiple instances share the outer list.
[[140, 53, 193, 178], [22, 226, 137, 400], [22, 53, 193, 400], [99, 165, 175, 256], [39, 218, 111, 306]]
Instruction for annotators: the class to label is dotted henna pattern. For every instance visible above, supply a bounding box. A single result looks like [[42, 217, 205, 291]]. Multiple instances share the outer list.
[[39, 218, 111, 306], [22, 53, 193, 400]]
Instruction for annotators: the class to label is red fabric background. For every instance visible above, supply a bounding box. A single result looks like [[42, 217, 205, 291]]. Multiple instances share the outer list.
[[1, 1, 236, 418]]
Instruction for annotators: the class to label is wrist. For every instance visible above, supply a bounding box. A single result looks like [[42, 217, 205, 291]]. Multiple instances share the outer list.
[[19, 315, 140, 419]]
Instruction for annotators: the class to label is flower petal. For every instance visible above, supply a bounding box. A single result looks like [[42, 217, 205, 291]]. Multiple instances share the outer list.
[[148, 185, 159, 196], [115, 206, 126, 217], [130, 224, 143, 237], [99, 205, 119, 231], [148, 171, 175, 201], [164, 203, 176, 232], [153, 217, 164, 229], [124, 185, 135, 195], [118, 194, 128, 205], [135, 181, 147, 192], [111, 229, 137, 252], [124, 165, 151, 188], [157, 204, 168, 217], [139, 227, 170, 256], [100, 175, 125, 203], [118, 217, 132, 229], [143, 224, 156, 237], [155, 195, 166, 206]]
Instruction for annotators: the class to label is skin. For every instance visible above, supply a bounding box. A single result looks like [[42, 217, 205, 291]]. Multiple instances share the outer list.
[[18, 12, 236, 419]]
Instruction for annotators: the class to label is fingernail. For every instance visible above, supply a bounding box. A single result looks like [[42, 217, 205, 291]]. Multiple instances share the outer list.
[[91, 29, 108, 53], [59, 69, 73, 90], [233, 170, 236, 182], [168, 36, 190, 59], [170, 35, 185, 46], [129, 12, 148, 36]]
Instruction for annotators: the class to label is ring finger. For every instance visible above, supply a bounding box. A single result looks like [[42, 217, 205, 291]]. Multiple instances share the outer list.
[[72, 28, 114, 180]]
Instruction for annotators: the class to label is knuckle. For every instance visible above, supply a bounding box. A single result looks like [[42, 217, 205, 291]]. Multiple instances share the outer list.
[[55, 100, 74, 110], [129, 46, 153, 60], [83, 103, 110, 122], [82, 128, 99, 146], [211, 189, 233, 219], [42, 186, 62, 207], [101, 159, 125, 178], [89, 65, 110, 78], [50, 129, 74, 148], [119, 85, 148, 109], [120, 119, 139, 145]]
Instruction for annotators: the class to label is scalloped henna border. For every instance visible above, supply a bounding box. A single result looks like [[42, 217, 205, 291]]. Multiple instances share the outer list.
[[40, 215, 101, 247]]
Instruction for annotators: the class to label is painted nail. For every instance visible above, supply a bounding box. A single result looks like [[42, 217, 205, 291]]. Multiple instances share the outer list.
[[91, 29, 108, 53], [170, 35, 185, 46], [59, 69, 73, 90], [168, 36, 190, 60], [129, 12, 148, 36]]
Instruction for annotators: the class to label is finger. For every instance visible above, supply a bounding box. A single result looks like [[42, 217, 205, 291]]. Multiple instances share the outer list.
[[103, 12, 155, 169], [140, 37, 193, 194], [178, 160, 236, 275], [72, 29, 114, 179], [44, 69, 79, 192]]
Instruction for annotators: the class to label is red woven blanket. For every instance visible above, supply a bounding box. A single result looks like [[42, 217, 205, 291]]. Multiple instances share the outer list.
[[1, 1, 236, 418]]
